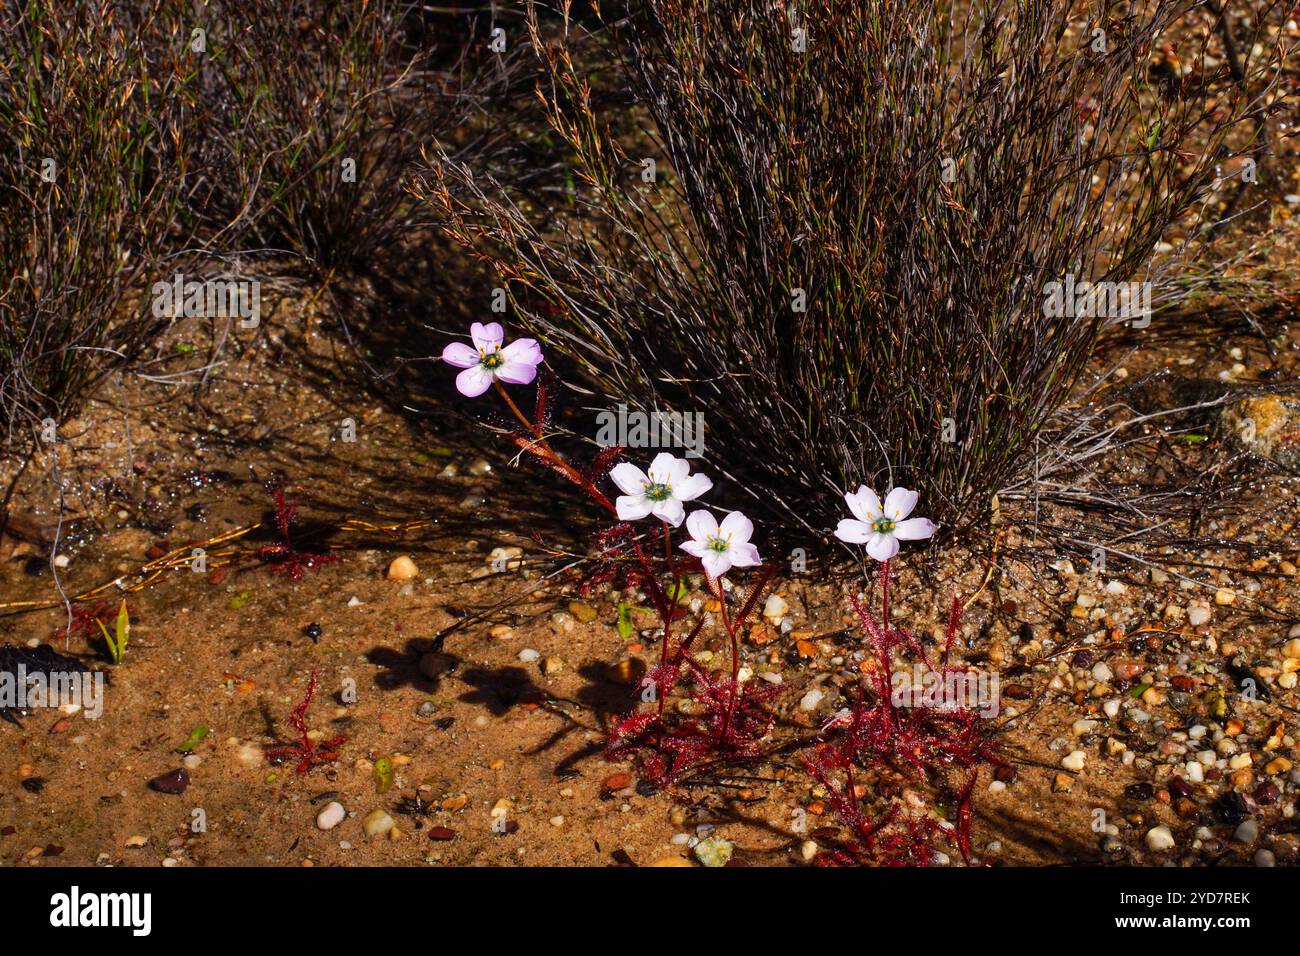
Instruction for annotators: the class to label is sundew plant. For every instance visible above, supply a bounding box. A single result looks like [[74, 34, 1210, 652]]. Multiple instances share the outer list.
[[443, 323, 1006, 863]]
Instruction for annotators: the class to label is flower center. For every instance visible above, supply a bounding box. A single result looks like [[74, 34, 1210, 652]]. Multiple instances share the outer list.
[[873, 517, 896, 534], [706, 534, 731, 553], [480, 349, 504, 371], [643, 481, 673, 502]]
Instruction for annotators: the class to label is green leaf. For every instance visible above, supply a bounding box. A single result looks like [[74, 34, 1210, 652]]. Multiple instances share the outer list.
[[228, 590, 252, 610], [616, 602, 635, 641], [666, 576, 689, 604], [97, 600, 130, 664], [177, 725, 210, 753], [374, 756, 395, 794], [1129, 682, 1151, 699]]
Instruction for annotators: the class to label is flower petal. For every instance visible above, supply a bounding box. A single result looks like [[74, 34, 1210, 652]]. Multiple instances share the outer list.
[[441, 342, 479, 368], [470, 322, 504, 353], [499, 337, 543, 366], [883, 487, 919, 521], [834, 518, 873, 544], [652, 498, 686, 528], [455, 365, 493, 397], [495, 360, 539, 385], [685, 509, 719, 542], [865, 532, 899, 562], [609, 462, 649, 496], [731, 542, 761, 567], [679, 540, 707, 559], [647, 452, 685, 485], [894, 517, 935, 541], [845, 486, 883, 523], [700, 551, 732, 580], [719, 511, 753, 545], [616, 494, 654, 522], [674, 472, 712, 502]]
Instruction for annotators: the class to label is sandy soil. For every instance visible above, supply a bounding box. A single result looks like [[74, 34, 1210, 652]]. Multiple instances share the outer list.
[[2, 285, 1299, 868]]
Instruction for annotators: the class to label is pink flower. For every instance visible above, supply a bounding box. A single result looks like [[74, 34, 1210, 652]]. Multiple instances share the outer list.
[[834, 485, 935, 561], [609, 453, 712, 527], [441, 322, 543, 397], [680, 509, 761, 579]]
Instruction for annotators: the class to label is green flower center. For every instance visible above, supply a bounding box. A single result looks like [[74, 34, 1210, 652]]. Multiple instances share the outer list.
[[706, 535, 731, 553], [873, 517, 896, 534], [643, 481, 673, 502], [480, 350, 504, 370]]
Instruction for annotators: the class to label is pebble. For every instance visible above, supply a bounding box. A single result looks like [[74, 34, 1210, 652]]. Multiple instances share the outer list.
[[518, 648, 541, 663], [1234, 819, 1259, 844], [1145, 825, 1175, 851], [799, 688, 825, 712], [387, 556, 419, 581], [233, 742, 263, 766], [693, 836, 733, 867], [1214, 588, 1236, 606], [1282, 638, 1300, 659], [763, 594, 789, 624], [800, 839, 818, 862], [1187, 605, 1211, 626], [148, 769, 189, 795], [549, 816, 565, 827], [1091, 662, 1113, 682], [1254, 849, 1276, 867], [567, 601, 597, 623], [362, 809, 395, 837], [317, 801, 346, 830], [649, 855, 693, 867], [1061, 751, 1087, 772], [125, 835, 149, 848]]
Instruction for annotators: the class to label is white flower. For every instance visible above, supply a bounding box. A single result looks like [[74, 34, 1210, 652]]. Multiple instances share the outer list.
[[441, 322, 543, 397], [834, 485, 934, 561], [609, 452, 712, 527], [679, 510, 761, 579]]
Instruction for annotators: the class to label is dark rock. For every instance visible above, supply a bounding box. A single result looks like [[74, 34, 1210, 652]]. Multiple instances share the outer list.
[[428, 826, 456, 841], [148, 769, 189, 795], [1125, 782, 1155, 800]]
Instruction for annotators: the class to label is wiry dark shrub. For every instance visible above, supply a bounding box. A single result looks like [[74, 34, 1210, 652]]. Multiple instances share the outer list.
[[423, 0, 1287, 534], [0, 0, 199, 455], [198, 0, 523, 272]]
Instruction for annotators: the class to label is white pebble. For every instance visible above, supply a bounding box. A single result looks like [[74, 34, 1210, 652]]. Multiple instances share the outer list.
[[518, 648, 541, 663], [799, 688, 825, 712], [1061, 750, 1087, 772], [1145, 825, 1175, 851], [317, 801, 347, 830]]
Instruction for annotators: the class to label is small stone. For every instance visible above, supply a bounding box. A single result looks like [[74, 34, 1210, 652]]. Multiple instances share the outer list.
[[799, 688, 825, 712], [763, 594, 789, 624], [1145, 825, 1175, 851], [567, 601, 597, 623], [1187, 604, 1211, 627], [1053, 773, 1075, 793], [428, 827, 456, 841], [543, 657, 564, 676], [1265, 757, 1292, 775], [693, 835, 734, 867], [518, 648, 541, 663], [362, 809, 395, 837], [1254, 849, 1276, 867], [549, 816, 565, 827], [387, 555, 419, 581], [1282, 638, 1300, 659], [148, 769, 190, 795], [317, 801, 346, 830], [649, 855, 693, 867], [489, 624, 513, 639], [602, 772, 633, 794], [1091, 662, 1113, 683], [233, 742, 263, 766], [1233, 819, 1259, 844], [800, 839, 819, 862], [124, 835, 149, 848], [1061, 750, 1087, 772], [1213, 588, 1236, 606]]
